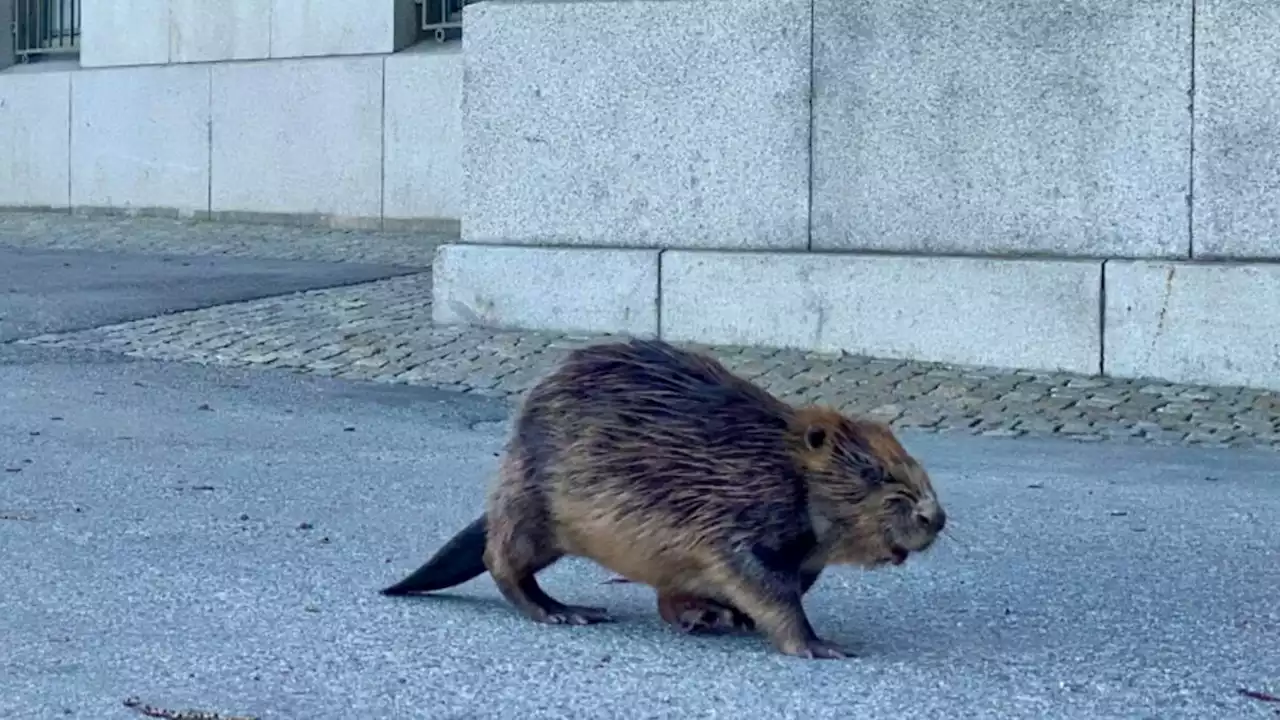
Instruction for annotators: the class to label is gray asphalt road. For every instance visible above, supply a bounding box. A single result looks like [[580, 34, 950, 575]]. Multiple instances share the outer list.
[[1, 342, 1278, 720], [1, 246, 1277, 720], [0, 246, 418, 342]]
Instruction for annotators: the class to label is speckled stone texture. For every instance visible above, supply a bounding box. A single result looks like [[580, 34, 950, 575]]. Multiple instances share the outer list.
[[0, 71, 72, 208], [433, 244, 660, 337], [461, 0, 811, 250], [1192, 0, 1280, 259], [811, 0, 1192, 258], [1105, 260, 1280, 391], [660, 250, 1103, 375]]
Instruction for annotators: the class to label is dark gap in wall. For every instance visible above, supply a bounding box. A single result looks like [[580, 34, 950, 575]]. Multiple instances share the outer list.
[[655, 248, 665, 339], [805, 0, 816, 252], [1188, 0, 1197, 259], [66, 73, 73, 208], [1098, 260, 1108, 377], [206, 67, 213, 216], [380, 56, 388, 230]]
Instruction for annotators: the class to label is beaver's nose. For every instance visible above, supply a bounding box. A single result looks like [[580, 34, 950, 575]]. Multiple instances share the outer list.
[[915, 506, 946, 533]]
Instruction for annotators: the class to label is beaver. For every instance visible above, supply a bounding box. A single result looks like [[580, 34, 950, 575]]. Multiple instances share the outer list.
[[380, 338, 946, 659]]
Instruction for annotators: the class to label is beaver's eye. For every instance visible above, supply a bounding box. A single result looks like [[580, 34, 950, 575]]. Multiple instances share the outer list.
[[804, 426, 828, 450], [885, 496, 912, 514], [864, 465, 887, 487]]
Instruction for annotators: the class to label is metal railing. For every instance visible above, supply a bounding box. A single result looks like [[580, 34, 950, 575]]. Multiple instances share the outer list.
[[11, 0, 79, 62], [417, 0, 469, 42]]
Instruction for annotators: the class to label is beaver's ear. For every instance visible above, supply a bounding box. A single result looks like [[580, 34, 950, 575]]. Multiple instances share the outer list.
[[803, 425, 828, 451], [793, 405, 839, 449]]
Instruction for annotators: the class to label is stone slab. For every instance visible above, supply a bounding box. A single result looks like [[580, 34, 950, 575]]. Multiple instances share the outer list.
[[170, 0, 273, 63], [432, 244, 659, 337], [384, 44, 463, 223], [0, 71, 70, 208], [270, 0, 419, 58], [661, 251, 1104, 375], [210, 57, 383, 221], [462, 0, 811, 250], [1105, 260, 1280, 391], [80, 0, 169, 67], [71, 65, 211, 214], [1192, 1, 1280, 259], [811, 0, 1192, 258]]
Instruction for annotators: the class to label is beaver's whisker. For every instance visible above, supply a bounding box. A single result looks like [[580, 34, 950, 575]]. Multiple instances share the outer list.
[[940, 527, 972, 552]]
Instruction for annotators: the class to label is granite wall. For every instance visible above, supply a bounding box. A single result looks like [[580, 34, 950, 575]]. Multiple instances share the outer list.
[[441, 0, 1280, 391]]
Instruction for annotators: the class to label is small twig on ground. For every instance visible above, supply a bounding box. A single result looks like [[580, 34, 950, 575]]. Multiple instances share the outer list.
[[1239, 688, 1280, 703], [123, 697, 259, 720]]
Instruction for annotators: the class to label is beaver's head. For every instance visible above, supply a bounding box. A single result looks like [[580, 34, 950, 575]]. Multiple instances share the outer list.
[[791, 407, 946, 568]]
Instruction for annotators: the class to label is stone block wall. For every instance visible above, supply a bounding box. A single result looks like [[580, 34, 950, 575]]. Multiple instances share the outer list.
[[80, 0, 421, 67], [437, 0, 1280, 392], [1105, 262, 1280, 390], [462, 0, 811, 250], [5, 0, 1280, 391], [0, 0, 462, 231], [1192, 1, 1280, 259], [811, 0, 1192, 259], [210, 57, 386, 222], [71, 64, 211, 214], [660, 252, 1104, 375], [0, 72, 70, 208]]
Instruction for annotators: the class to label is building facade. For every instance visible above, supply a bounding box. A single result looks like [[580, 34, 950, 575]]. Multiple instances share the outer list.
[[4, 0, 1280, 392], [1, 0, 462, 230]]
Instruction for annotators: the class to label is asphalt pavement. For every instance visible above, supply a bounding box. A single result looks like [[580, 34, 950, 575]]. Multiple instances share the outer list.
[[1, 248, 1277, 720], [0, 246, 417, 342]]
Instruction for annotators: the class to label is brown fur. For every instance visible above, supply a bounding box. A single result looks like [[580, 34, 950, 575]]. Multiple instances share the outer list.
[[380, 338, 945, 659]]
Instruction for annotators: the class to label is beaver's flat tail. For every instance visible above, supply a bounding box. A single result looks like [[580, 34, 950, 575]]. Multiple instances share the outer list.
[[380, 514, 488, 596]]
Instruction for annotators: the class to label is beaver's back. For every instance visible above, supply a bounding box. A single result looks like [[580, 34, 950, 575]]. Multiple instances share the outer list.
[[509, 339, 809, 540]]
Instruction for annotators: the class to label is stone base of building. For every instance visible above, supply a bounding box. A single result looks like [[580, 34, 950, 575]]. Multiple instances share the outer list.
[[0, 41, 461, 230], [433, 243, 1280, 393]]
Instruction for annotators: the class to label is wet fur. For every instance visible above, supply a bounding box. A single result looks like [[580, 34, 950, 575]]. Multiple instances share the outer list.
[[381, 338, 945, 659]]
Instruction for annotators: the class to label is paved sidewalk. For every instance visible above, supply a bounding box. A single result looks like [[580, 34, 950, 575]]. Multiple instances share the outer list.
[[0, 211, 446, 266], [5, 212, 1280, 451], [8, 337, 1277, 720]]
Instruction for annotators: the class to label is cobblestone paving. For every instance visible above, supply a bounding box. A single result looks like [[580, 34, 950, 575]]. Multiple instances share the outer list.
[[6, 210, 1280, 451], [13, 273, 1280, 452], [0, 211, 446, 266]]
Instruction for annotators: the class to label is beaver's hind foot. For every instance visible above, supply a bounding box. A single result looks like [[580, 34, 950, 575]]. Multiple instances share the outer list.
[[657, 594, 754, 635], [780, 637, 852, 659], [539, 604, 614, 625]]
